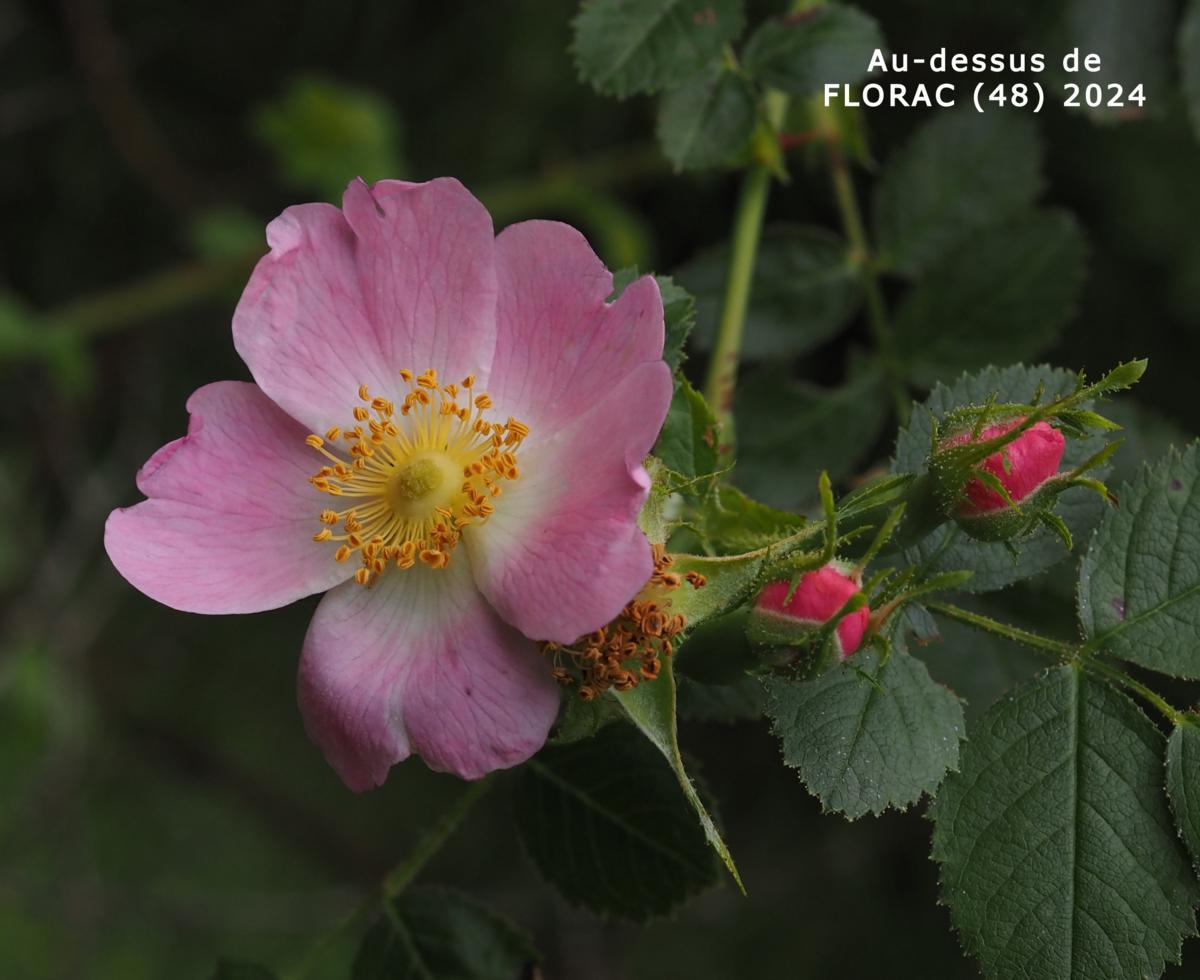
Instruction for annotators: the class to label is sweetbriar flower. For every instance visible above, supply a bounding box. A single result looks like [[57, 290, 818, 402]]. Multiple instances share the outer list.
[[944, 417, 1066, 517], [104, 178, 671, 789], [750, 562, 869, 659]]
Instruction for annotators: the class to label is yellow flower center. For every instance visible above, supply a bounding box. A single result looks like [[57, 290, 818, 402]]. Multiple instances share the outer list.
[[305, 368, 529, 586]]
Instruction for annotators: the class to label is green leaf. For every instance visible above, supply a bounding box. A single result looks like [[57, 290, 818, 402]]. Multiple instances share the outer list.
[[875, 111, 1042, 276], [252, 76, 403, 201], [931, 667, 1199, 980], [765, 641, 964, 818], [1104, 400, 1192, 487], [735, 362, 888, 510], [893, 365, 1106, 592], [209, 961, 277, 980], [353, 886, 538, 979], [639, 459, 676, 546], [1167, 723, 1200, 871], [614, 654, 742, 888], [660, 276, 697, 372], [611, 267, 695, 372], [676, 224, 861, 359], [515, 721, 720, 920], [654, 375, 720, 489], [1184, 0, 1200, 140], [549, 691, 625, 745], [1055, 0, 1172, 121], [656, 66, 757, 171], [1078, 444, 1200, 678], [572, 0, 745, 98], [699, 484, 808, 555], [894, 211, 1087, 385], [742, 4, 884, 96]]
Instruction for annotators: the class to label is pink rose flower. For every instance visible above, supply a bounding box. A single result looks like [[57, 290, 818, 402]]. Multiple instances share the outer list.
[[754, 563, 869, 659], [105, 178, 671, 789], [943, 417, 1065, 516]]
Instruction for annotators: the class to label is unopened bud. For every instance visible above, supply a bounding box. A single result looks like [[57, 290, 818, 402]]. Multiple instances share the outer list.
[[948, 418, 1064, 515], [932, 416, 1069, 542], [750, 562, 869, 660]]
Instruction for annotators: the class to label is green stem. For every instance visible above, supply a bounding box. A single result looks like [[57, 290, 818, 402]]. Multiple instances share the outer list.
[[930, 603, 1191, 729], [28, 144, 666, 347], [1084, 658, 1188, 727], [380, 776, 492, 898], [825, 142, 908, 423], [47, 254, 257, 338], [282, 776, 493, 980], [703, 88, 790, 464], [926, 601, 1077, 658]]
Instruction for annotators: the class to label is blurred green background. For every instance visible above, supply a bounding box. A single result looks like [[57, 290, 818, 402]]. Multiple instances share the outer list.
[[2, 1, 1199, 977]]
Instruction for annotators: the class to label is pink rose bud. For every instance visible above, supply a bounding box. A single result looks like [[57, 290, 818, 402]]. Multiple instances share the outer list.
[[752, 563, 869, 659], [945, 417, 1066, 517]]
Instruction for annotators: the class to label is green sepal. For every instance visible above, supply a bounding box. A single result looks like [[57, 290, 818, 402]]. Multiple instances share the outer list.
[[746, 589, 868, 680], [547, 690, 625, 746], [949, 471, 1079, 544], [612, 655, 743, 891]]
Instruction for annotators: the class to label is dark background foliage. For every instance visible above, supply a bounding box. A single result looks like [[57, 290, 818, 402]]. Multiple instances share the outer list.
[[2, 0, 1198, 977]]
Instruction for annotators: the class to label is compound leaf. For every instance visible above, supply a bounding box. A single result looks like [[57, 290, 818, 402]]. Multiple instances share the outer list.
[[573, 0, 744, 98], [1079, 444, 1200, 678], [1167, 722, 1200, 871], [765, 641, 963, 819], [353, 887, 538, 980], [742, 4, 884, 96], [931, 667, 1198, 980], [514, 721, 719, 920], [895, 211, 1087, 385], [656, 66, 757, 171], [875, 111, 1042, 276]]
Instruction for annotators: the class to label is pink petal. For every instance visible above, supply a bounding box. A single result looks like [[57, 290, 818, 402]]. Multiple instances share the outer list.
[[232, 178, 498, 434], [755, 565, 869, 658], [486, 220, 664, 438], [104, 382, 352, 613], [467, 360, 672, 644], [298, 560, 559, 789], [944, 418, 1066, 514]]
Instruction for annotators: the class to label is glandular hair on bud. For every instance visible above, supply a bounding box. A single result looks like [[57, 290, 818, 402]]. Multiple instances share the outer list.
[[935, 416, 1068, 543], [750, 562, 869, 660]]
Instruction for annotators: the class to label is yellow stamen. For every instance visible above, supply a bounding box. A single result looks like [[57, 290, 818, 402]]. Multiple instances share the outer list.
[[305, 368, 529, 585]]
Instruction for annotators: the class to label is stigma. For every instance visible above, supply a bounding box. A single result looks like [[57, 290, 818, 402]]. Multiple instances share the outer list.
[[305, 368, 529, 585]]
